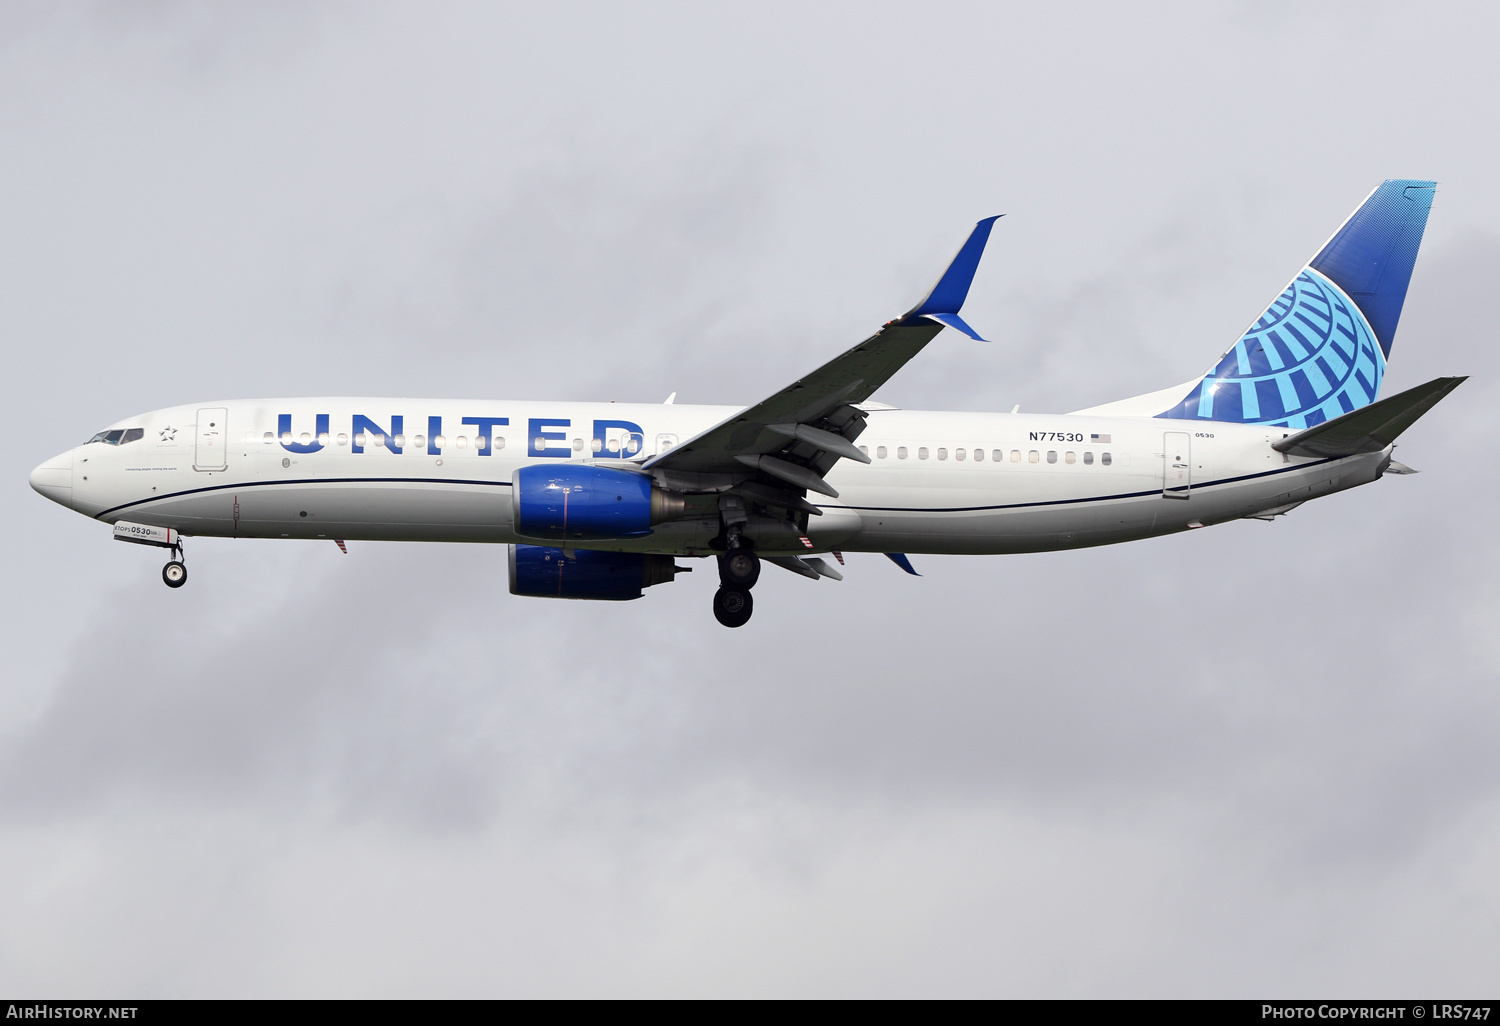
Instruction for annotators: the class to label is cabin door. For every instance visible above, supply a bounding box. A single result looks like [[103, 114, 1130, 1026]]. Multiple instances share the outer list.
[[194, 408, 228, 471], [1162, 431, 1190, 499]]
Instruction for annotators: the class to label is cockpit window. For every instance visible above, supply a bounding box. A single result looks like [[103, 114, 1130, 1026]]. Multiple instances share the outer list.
[[86, 428, 141, 445]]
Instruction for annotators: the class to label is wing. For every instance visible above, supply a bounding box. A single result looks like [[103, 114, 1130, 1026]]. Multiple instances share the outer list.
[[645, 216, 1000, 501]]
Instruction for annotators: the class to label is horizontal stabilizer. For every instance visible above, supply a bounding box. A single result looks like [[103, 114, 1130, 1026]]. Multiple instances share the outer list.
[[1273, 376, 1465, 458]]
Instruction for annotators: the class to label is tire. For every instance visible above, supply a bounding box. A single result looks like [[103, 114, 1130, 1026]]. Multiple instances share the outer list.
[[163, 561, 187, 588], [718, 549, 760, 589], [712, 587, 754, 628]]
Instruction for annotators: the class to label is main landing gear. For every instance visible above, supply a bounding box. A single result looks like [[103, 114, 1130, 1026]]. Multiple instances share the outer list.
[[712, 547, 759, 628]]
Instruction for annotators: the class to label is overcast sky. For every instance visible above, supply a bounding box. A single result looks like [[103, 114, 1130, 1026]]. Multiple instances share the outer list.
[[3, 1, 1499, 997]]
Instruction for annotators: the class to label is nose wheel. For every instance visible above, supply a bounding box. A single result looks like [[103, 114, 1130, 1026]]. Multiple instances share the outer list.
[[161, 540, 187, 589]]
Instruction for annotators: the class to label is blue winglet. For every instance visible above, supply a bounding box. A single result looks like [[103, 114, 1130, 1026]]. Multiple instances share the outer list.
[[901, 216, 1001, 327], [921, 311, 988, 342], [885, 552, 920, 576]]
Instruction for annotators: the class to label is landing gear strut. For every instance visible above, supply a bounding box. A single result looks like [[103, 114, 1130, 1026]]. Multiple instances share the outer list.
[[711, 497, 760, 627]]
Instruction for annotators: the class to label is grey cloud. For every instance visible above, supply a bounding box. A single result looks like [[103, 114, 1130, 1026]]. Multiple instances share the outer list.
[[3, 0, 1500, 998]]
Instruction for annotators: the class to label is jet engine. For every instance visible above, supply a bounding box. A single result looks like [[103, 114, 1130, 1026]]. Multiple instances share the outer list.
[[508, 545, 689, 601], [512, 465, 685, 541]]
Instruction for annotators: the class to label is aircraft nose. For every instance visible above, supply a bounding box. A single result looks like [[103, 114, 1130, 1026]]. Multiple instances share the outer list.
[[30, 450, 73, 507]]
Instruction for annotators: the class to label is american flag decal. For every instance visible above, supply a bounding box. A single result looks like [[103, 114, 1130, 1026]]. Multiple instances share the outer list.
[[1090, 433, 1111, 444]]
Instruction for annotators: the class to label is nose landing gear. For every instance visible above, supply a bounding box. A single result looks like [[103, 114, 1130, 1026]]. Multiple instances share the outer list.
[[161, 539, 187, 589]]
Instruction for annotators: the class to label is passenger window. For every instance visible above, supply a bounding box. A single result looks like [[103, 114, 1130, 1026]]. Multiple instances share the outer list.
[[433, 435, 445, 448], [120, 428, 144, 444], [280, 432, 293, 444], [456, 436, 467, 448], [263, 432, 274, 443], [337, 433, 349, 446], [534, 437, 546, 451], [1047, 451, 1057, 464], [1065, 451, 1075, 464], [591, 438, 603, 452], [572, 438, 584, 451], [626, 438, 640, 454], [317, 432, 329, 446], [955, 448, 965, 461], [1010, 450, 1020, 463], [477, 436, 488, 450], [936, 448, 947, 461], [394, 434, 407, 448], [355, 433, 368, 448], [877, 446, 887, 459], [858, 445, 868, 456], [494, 436, 506, 450], [1102, 452, 1112, 466], [1083, 451, 1093, 465], [897, 446, 908, 459], [1028, 450, 1039, 463], [413, 435, 426, 449], [973, 448, 983, 462], [918, 447, 929, 460]]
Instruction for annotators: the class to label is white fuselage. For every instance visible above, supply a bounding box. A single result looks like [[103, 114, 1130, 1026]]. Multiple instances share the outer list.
[[32, 398, 1390, 557]]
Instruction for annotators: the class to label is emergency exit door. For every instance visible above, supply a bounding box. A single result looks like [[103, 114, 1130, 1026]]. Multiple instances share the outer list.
[[1162, 431, 1190, 499], [194, 408, 228, 471]]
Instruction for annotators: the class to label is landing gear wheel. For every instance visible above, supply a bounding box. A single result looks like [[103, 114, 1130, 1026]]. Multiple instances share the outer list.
[[718, 549, 760, 589], [162, 561, 187, 588], [713, 587, 754, 628]]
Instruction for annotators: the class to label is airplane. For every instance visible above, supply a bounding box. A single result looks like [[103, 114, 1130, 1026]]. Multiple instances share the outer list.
[[30, 179, 1463, 627]]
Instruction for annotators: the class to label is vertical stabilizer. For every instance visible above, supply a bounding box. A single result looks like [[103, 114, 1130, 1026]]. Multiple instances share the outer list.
[[1158, 181, 1435, 430]]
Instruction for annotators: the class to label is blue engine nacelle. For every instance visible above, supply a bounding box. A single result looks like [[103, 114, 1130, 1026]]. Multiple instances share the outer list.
[[511, 465, 686, 541], [508, 545, 689, 601]]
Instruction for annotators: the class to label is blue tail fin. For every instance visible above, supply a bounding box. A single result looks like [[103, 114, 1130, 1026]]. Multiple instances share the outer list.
[[1159, 180, 1435, 429]]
